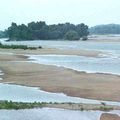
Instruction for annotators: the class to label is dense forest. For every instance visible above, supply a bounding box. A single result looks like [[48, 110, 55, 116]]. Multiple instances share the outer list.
[[2, 23, 120, 40], [6, 21, 89, 40], [89, 24, 120, 35]]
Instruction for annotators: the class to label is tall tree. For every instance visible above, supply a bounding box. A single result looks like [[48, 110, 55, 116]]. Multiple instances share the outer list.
[[7, 21, 89, 40]]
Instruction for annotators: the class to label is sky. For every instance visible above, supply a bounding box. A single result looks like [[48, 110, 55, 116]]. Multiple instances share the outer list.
[[0, 0, 120, 30]]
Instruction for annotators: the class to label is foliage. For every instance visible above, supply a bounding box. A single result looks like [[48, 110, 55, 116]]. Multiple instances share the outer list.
[[64, 30, 80, 40], [7, 21, 89, 40], [82, 36, 88, 41], [0, 31, 7, 38], [0, 101, 114, 111], [99, 106, 113, 111], [0, 101, 44, 110], [89, 24, 120, 34], [0, 43, 41, 50]]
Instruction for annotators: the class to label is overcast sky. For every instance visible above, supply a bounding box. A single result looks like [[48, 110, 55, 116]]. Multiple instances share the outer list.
[[0, 0, 120, 30]]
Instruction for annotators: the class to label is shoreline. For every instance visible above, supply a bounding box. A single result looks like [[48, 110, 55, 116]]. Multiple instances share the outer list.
[[0, 48, 102, 57], [0, 101, 119, 111], [0, 100, 120, 120], [0, 52, 120, 102], [0, 48, 120, 119]]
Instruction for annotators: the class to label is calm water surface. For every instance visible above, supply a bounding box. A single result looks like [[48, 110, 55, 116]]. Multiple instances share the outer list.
[[1, 39, 120, 54], [1, 83, 120, 106], [0, 108, 120, 120], [0, 108, 103, 120], [29, 55, 120, 75], [0, 39, 120, 106]]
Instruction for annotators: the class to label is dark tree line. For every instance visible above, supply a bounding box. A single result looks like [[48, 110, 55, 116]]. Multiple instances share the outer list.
[[7, 21, 89, 40], [89, 24, 120, 35], [0, 31, 7, 38]]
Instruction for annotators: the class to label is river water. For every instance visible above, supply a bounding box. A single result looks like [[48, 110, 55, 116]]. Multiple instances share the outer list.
[[29, 54, 120, 75], [1, 83, 120, 106], [1, 39, 120, 54], [1, 39, 120, 75], [0, 39, 120, 104], [0, 108, 105, 120], [0, 108, 120, 120], [0, 39, 120, 119]]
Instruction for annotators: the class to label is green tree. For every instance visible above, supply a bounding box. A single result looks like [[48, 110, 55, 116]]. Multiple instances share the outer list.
[[0, 31, 7, 38], [7, 22, 19, 40], [7, 21, 89, 40], [64, 30, 80, 40], [76, 23, 89, 38], [89, 24, 120, 35]]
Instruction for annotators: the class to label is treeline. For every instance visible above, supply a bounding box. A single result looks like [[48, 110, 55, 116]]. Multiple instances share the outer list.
[[0, 31, 7, 38], [89, 24, 120, 35], [7, 21, 89, 40]]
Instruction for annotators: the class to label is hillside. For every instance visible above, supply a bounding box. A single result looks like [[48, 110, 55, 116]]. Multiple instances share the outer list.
[[89, 24, 120, 35]]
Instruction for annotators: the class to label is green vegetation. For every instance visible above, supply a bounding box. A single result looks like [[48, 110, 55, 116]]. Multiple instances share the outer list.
[[0, 31, 7, 38], [6, 21, 89, 40], [99, 106, 114, 111], [0, 43, 42, 50], [0, 101, 44, 110], [0, 101, 114, 111], [64, 30, 79, 40], [89, 24, 120, 34]]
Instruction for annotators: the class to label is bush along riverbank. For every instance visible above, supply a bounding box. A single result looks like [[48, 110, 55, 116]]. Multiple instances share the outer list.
[[0, 101, 116, 111], [0, 43, 42, 50]]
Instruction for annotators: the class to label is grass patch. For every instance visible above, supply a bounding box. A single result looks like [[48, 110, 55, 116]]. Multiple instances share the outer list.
[[0, 101, 115, 111], [99, 106, 114, 111], [0, 101, 44, 110], [0, 42, 42, 50]]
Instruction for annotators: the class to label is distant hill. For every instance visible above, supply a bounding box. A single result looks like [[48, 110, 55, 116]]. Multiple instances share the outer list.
[[89, 24, 120, 35]]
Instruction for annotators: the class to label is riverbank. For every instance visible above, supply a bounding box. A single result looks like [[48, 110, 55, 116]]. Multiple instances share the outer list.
[[0, 101, 119, 111], [100, 113, 120, 120], [0, 101, 120, 120], [0, 52, 120, 102], [0, 48, 101, 57]]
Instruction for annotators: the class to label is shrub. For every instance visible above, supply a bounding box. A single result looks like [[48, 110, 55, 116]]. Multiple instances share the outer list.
[[0, 43, 42, 50], [99, 106, 113, 111], [82, 36, 88, 41], [64, 30, 80, 40]]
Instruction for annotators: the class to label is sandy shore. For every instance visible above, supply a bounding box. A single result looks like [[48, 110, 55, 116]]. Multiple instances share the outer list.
[[0, 48, 102, 57], [100, 113, 120, 120], [44, 103, 120, 111], [1, 49, 120, 119], [0, 51, 120, 102]]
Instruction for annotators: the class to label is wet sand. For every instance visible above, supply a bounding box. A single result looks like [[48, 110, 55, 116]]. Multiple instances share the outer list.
[[45, 103, 120, 111], [100, 113, 120, 120], [0, 48, 101, 57], [0, 52, 120, 102]]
